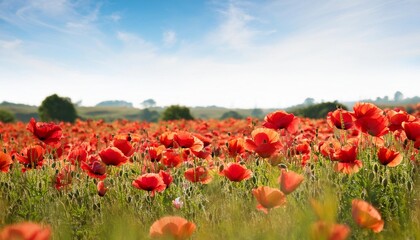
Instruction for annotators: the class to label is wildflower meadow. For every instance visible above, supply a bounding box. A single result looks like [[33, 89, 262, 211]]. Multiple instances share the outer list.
[[0, 102, 419, 239]]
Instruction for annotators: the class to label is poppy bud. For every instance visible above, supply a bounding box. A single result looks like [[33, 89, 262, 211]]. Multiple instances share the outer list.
[[97, 181, 108, 197]]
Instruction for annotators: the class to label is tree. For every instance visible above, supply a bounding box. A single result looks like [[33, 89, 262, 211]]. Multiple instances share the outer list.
[[303, 97, 315, 106], [0, 110, 15, 123], [38, 94, 77, 123], [220, 111, 243, 120], [394, 91, 404, 102], [141, 99, 156, 108], [251, 108, 263, 119], [161, 105, 194, 121], [291, 101, 348, 119], [139, 109, 160, 122]]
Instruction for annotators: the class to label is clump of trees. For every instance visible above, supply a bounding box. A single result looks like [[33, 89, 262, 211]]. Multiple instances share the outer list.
[[162, 105, 194, 121], [0, 110, 15, 123], [220, 111, 243, 120], [38, 94, 77, 123], [291, 101, 348, 119]]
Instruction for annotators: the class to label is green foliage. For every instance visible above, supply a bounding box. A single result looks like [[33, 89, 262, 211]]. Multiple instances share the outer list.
[[0, 109, 15, 123], [220, 110, 243, 120], [161, 105, 194, 121], [138, 109, 160, 122], [291, 101, 348, 119], [38, 94, 77, 123]]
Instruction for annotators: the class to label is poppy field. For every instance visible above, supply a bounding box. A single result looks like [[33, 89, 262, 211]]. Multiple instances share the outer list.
[[0, 102, 419, 239]]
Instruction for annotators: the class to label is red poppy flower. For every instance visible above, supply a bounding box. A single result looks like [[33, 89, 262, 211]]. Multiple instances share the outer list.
[[245, 128, 281, 158], [327, 109, 355, 130], [333, 145, 362, 174], [113, 134, 136, 157], [97, 181, 108, 197], [352, 199, 384, 233], [15, 145, 45, 170], [402, 121, 420, 142], [278, 169, 304, 194], [67, 145, 88, 164], [263, 110, 300, 133], [149, 216, 196, 240], [98, 147, 128, 167], [159, 170, 173, 188], [0, 222, 51, 240], [386, 109, 416, 131], [132, 173, 166, 196], [145, 145, 166, 162], [81, 155, 107, 180], [0, 151, 13, 173], [184, 166, 212, 184], [27, 118, 62, 146], [220, 162, 252, 182], [161, 149, 183, 168], [355, 115, 389, 137], [54, 165, 75, 190], [377, 147, 403, 167], [252, 186, 286, 214], [310, 221, 350, 240]]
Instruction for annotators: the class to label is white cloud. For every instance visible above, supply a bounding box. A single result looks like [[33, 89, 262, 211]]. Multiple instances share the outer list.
[[163, 30, 177, 47], [109, 12, 121, 22], [0, 39, 22, 50]]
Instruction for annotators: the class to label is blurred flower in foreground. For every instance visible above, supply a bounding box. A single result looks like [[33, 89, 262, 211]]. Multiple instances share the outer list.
[[150, 216, 196, 240], [352, 199, 384, 233], [0, 222, 51, 240], [252, 186, 286, 214]]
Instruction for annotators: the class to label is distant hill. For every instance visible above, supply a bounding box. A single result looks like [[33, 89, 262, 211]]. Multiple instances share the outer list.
[[95, 100, 133, 108]]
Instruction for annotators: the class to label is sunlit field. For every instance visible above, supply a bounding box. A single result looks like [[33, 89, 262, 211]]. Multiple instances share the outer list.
[[1, 102, 419, 239]]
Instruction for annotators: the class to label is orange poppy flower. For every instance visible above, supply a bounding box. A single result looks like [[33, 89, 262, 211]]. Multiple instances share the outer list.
[[98, 147, 128, 167], [0, 222, 51, 240], [173, 131, 204, 153], [327, 109, 355, 130], [310, 221, 350, 240], [353, 102, 383, 119], [132, 173, 166, 196], [245, 128, 281, 158], [149, 216, 196, 240], [278, 169, 304, 194], [351, 199, 384, 233], [220, 162, 252, 182], [145, 145, 166, 162], [332, 145, 362, 174], [252, 186, 286, 214], [377, 147, 403, 167], [184, 166, 212, 184], [159, 131, 175, 148], [0, 151, 13, 173], [15, 145, 45, 170], [26, 117, 62, 146], [227, 138, 246, 157], [263, 110, 300, 133]]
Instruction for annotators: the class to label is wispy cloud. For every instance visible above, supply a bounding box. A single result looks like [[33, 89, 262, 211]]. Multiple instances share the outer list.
[[163, 30, 177, 47]]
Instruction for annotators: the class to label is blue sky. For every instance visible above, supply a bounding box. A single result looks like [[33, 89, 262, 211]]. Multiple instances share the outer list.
[[1, 0, 419, 108]]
